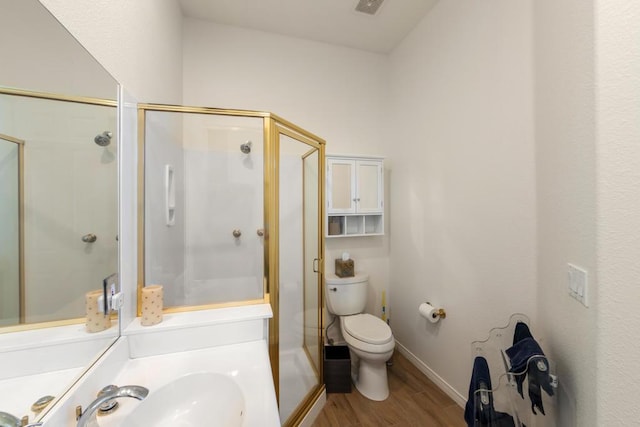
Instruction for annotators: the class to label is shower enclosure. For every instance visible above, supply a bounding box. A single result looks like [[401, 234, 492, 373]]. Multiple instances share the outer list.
[[138, 104, 325, 426]]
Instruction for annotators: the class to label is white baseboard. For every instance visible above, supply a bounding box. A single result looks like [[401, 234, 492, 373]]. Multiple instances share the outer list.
[[395, 341, 466, 408]]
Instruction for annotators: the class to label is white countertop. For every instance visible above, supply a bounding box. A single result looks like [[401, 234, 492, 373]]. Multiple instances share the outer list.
[[124, 303, 272, 335], [94, 340, 279, 427]]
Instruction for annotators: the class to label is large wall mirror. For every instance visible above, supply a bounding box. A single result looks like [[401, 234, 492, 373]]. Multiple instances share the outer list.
[[0, 0, 120, 422]]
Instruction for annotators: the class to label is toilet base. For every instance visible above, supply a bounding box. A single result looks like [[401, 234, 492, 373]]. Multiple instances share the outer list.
[[353, 358, 390, 401]]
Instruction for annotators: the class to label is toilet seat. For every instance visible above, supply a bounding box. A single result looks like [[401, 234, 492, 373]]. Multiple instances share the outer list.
[[343, 314, 392, 344], [341, 314, 395, 354]]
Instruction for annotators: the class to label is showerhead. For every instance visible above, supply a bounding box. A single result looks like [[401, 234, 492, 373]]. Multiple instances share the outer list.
[[94, 131, 112, 147], [240, 140, 252, 154], [355, 0, 384, 15]]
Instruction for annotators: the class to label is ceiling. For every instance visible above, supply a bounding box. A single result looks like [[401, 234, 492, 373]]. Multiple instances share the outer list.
[[178, 0, 439, 54]]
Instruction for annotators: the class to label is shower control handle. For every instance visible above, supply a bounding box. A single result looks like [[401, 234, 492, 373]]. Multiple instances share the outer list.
[[82, 234, 97, 243]]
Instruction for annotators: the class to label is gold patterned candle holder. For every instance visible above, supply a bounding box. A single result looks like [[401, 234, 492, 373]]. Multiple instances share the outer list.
[[85, 289, 111, 333], [141, 284, 164, 326]]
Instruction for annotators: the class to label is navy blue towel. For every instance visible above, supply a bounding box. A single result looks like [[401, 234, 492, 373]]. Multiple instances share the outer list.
[[464, 356, 516, 427], [506, 322, 554, 415], [506, 337, 545, 374]]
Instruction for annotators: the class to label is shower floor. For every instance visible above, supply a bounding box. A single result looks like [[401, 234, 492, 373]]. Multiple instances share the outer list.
[[279, 346, 318, 423]]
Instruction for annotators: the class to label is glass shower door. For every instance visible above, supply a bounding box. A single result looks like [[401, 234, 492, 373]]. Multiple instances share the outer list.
[[277, 126, 323, 426], [142, 110, 265, 309]]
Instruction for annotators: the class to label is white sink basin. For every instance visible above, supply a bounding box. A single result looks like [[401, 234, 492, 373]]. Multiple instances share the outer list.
[[126, 372, 245, 426]]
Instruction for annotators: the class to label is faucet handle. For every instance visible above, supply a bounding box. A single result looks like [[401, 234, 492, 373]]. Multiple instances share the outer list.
[[30, 396, 55, 415], [20, 415, 43, 427]]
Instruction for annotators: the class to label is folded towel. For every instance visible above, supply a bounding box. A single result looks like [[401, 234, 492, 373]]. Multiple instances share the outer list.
[[506, 322, 554, 415], [464, 356, 516, 427], [506, 337, 545, 375]]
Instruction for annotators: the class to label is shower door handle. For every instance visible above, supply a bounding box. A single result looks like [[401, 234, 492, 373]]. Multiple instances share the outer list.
[[313, 258, 320, 273]]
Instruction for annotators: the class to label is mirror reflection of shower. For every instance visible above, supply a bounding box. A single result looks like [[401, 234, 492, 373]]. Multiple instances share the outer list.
[[0, 133, 23, 326], [94, 131, 112, 146], [95, 130, 115, 164]]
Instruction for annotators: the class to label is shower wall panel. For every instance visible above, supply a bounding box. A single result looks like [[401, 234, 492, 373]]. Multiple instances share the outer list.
[[182, 116, 264, 305], [144, 112, 186, 307]]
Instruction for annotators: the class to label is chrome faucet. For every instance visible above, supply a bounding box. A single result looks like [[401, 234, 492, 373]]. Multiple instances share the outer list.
[[0, 412, 20, 427], [76, 385, 148, 427], [0, 412, 41, 427]]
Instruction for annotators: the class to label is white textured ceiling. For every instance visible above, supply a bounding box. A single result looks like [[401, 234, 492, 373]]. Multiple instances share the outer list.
[[178, 0, 439, 53]]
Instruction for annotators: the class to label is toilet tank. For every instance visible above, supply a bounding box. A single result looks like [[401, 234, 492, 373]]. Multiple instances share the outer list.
[[325, 273, 368, 316]]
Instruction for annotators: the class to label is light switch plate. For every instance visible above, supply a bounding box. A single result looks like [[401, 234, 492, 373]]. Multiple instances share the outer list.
[[567, 263, 588, 307]]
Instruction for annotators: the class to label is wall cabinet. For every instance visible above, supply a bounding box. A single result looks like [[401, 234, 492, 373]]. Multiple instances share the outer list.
[[326, 155, 384, 237]]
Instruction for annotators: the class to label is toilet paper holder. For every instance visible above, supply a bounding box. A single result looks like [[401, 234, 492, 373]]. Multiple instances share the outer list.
[[426, 302, 447, 320]]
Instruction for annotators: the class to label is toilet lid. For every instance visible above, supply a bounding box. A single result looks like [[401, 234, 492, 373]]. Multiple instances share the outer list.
[[343, 314, 392, 345]]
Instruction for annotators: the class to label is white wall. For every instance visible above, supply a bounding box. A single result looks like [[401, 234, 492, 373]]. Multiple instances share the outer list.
[[40, 0, 183, 104], [0, 0, 115, 99], [534, 0, 596, 424], [595, 0, 640, 424], [182, 19, 390, 317], [387, 0, 536, 400]]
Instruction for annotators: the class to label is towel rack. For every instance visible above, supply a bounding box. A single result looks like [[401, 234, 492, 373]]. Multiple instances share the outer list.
[[467, 314, 559, 427]]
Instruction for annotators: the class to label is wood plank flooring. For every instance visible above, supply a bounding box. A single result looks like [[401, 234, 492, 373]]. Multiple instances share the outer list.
[[312, 351, 466, 427]]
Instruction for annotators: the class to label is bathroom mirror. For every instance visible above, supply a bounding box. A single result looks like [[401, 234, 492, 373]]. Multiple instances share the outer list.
[[0, 0, 120, 421]]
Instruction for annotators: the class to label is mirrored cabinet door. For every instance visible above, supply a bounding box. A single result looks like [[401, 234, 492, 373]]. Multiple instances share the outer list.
[[356, 160, 383, 213], [327, 158, 356, 213]]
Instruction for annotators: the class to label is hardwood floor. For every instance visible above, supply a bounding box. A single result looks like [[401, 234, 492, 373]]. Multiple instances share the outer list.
[[312, 351, 466, 427]]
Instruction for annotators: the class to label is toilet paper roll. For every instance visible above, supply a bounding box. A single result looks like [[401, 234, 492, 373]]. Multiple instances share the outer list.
[[419, 302, 440, 323], [141, 285, 164, 326], [85, 290, 111, 333]]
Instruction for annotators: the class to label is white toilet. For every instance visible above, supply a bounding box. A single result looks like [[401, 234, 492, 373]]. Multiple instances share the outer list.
[[325, 273, 395, 401]]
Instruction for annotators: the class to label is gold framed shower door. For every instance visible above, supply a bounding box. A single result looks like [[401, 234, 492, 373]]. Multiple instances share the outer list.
[[137, 103, 326, 426]]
